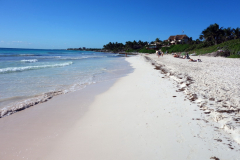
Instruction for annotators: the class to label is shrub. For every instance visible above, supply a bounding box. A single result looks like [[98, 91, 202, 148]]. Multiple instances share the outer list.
[[161, 47, 168, 53], [139, 48, 156, 54], [126, 49, 138, 52], [188, 39, 240, 57], [168, 44, 190, 53], [228, 54, 240, 58]]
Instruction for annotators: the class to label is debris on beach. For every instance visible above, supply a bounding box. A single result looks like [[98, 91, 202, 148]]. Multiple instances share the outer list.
[[144, 55, 240, 145]]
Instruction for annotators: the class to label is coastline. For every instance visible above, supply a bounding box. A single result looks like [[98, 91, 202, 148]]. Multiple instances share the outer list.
[[0, 54, 131, 118], [0, 55, 239, 159], [0, 79, 121, 159]]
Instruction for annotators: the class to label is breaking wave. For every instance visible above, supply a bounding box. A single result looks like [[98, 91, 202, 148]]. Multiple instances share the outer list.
[[20, 59, 38, 63], [0, 62, 73, 74]]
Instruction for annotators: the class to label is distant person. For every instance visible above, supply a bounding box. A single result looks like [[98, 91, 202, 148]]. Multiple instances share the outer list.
[[189, 59, 202, 62], [186, 52, 190, 59], [189, 59, 197, 62], [173, 53, 179, 58], [157, 50, 161, 58]]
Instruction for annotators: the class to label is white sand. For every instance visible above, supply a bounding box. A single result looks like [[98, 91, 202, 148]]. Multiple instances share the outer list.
[[44, 56, 240, 159], [145, 54, 240, 144], [0, 55, 240, 160]]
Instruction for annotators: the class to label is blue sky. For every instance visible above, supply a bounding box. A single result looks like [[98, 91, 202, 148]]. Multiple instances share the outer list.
[[0, 0, 239, 49]]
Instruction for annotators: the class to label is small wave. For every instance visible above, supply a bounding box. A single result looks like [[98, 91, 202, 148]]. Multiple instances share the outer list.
[[0, 62, 73, 73], [0, 54, 40, 57], [19, 54, 35, 56], [21, 59, 38, 63], [91, 56, 107, 58], [36, 56, 61, 59], [60, 57, 86, 60]]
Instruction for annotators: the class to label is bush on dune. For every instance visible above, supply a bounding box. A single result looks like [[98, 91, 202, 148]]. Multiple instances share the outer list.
[[168, 44, 190, 53], [139, 48, 156, 54], [126, 49, 139, 52], [188, 39, 240, 56], [228, 54, 240, 58]]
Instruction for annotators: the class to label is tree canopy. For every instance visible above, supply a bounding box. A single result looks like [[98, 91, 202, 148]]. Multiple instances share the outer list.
[[200, 23, 240, 45], [103, 40, 149, 52]]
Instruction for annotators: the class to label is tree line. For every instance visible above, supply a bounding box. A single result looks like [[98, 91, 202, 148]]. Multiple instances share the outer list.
[[199, 23, 240, 45], [103, 40, 150, 52], [103, 23, 240, 52]]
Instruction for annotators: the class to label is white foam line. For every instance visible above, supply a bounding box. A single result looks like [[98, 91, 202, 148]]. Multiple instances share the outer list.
[[20, 59, 38, 63], [0, 62, 73, 73]]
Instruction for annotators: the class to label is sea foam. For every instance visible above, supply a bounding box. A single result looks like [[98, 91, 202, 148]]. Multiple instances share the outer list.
[[0, 62, 73, 73], [21, 59, 38, 63]]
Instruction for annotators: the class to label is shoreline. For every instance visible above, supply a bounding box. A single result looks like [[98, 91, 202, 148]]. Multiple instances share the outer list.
[[0, 78, 121, 159], [0, 56, 133, 118], [0, 55, 239, 159]]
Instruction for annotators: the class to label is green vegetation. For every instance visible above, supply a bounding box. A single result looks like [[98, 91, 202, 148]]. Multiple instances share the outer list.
[[138, 48, 156, 54], [103, 38, 164, 53], [200, 23, 240, 45], [103, 40, 149, 52], [168, 44, 190, 53], [188, 39, 240, 56], [161, 39, 240, 58], [103, 42, 125, 53], [126, 49, 139, 52], [228, 54, 240, 58], [102, 23, 240, 57]]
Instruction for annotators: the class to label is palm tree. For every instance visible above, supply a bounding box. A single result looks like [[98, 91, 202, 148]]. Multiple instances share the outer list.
[[125, 41, 133, 50], [223, 27, 234, 42], [233, 27, 240, 39], [138, 40, 143, 48], [200, 23, 223, 45], [195, 39, 201, 44], [155, 38, 160, 42], [188, 37, 193, 44]]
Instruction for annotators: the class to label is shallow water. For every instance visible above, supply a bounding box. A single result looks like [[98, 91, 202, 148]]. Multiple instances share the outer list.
[[0, 48, 132, 109]]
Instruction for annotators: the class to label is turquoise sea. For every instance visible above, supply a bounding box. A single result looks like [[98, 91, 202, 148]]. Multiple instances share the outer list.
[[0, 48, 131, 109]]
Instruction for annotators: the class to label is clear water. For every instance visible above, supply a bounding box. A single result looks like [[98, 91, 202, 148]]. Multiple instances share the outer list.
[[0, 48, 132, 108]]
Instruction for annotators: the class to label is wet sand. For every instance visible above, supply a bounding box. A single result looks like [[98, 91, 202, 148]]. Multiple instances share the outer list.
[[0, 80, 117, 159]]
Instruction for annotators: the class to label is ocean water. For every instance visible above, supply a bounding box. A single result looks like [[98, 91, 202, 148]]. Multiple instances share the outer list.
[[0, 48, 132, 109]]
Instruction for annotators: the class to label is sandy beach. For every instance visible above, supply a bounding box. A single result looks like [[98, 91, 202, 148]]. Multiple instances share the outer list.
[[145, 54, 240, 144], [0, 55, 240, 160]]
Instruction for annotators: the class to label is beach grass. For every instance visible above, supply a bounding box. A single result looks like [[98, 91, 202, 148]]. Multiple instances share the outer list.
[[161, 39, 240, 57], [188, 39, 240, 56], [227, 54, 240, 58]]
